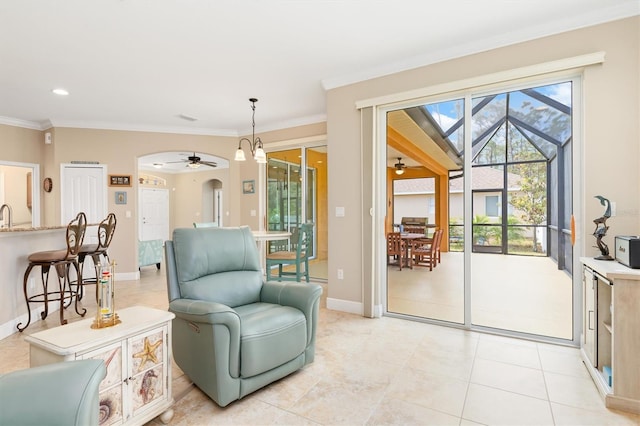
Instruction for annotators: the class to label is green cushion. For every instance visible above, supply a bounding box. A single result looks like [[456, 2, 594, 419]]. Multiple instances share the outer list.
[[173, 227, 262, 307], [236, 303, 307, 377]]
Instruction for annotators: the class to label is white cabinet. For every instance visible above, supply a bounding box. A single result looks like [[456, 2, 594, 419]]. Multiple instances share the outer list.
[[26, 306, 175, 425], [582, 266, 596, 365], [580, 258, 640, 414]]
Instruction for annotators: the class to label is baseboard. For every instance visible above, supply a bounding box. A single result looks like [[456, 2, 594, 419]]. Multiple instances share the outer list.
[[0, 301, 61, 340], [373, 304, 383, 318], [326, 297, 363, 315]]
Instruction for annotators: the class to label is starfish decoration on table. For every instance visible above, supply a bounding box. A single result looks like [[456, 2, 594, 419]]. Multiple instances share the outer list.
[[133, 337, 162, 371]]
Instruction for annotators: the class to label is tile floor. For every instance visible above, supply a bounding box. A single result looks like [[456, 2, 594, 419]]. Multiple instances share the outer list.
[[388, 252, 573, 339], [2, 267, 639, 425]]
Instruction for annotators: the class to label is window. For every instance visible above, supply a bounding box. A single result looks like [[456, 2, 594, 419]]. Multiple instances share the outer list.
[[486, 195, 500, 217]]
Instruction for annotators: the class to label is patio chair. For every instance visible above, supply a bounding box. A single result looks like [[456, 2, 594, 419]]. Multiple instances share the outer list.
[[387, 232, 406, 270], [412, 229, 443, 271], [266, 223, 313, 282], [403, 226, 425, 235]]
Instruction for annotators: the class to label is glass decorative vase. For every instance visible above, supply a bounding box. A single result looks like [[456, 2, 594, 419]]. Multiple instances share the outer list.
[[91, 260, 121, 329]]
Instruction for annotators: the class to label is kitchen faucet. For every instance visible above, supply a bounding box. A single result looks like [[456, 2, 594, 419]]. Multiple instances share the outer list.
[[0, 203, 13, 228]]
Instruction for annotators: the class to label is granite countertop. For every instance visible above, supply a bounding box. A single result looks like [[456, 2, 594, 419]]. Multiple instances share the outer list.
[[0, 225, 67, 233], [0, 223, 99, 233]]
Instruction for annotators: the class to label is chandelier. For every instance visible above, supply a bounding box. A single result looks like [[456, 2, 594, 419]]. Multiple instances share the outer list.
[[234, 98, 267, 164]]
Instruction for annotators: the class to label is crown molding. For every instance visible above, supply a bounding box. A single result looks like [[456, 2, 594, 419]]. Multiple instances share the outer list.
[[239, 113, 327, 136], [47, 120, 240, 137], [0, 116, 46, 130], [1, 113, 327, 137]]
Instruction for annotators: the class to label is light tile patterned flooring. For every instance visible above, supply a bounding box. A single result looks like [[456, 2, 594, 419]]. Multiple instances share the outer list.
[[388, 252, 573, 339], [2, 267, 639, 425]]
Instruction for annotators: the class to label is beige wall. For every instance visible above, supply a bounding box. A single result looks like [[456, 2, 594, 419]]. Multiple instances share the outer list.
[[171, 169, 229, 228], [0, 122, 326, 276], [8, 127, 240, 274], [0, 124, 44, 162], [0, 124, 45, 223], [0, 166, 32, 225], [327, 17, 640, 306]]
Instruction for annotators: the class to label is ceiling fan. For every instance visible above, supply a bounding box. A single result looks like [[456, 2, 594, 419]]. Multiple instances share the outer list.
[[167, 152, 217, 169]]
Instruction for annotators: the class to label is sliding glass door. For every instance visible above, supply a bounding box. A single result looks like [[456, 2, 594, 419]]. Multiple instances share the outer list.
[[470, 82, 573, 339], [384, 78, 575, 341], [266, 145, 328, 280], [386, 98, 466, 324]]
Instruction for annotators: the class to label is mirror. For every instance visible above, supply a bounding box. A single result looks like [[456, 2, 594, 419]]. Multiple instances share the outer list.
[[0, 161, 40, 229]]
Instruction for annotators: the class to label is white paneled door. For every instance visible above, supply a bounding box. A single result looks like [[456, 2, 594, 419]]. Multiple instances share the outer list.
[[61, 165, 108, 280], [139, 188, 169, 242], [61, 165, 108, 227]]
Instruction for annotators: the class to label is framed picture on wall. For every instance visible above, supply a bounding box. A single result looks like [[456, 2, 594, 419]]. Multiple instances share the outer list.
[[115, 191, 127, 205], [109, 174, 132, 187], [243, 180, 255, 194]]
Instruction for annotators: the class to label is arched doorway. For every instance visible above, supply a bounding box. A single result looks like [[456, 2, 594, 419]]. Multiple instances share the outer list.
[[201, 179, 223, 226]]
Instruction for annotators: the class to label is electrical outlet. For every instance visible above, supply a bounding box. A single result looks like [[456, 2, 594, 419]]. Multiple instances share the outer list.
[[610, 201, 617, 217], [337, 269, 344, 280], [28, 278, 35, 291]]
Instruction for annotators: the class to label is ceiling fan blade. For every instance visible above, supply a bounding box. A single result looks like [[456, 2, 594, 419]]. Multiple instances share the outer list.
[[200, 161, 217, 167]]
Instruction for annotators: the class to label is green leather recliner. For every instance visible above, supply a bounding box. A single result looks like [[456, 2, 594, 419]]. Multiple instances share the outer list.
[[0, 359, 106, 426], [165, 226, 322, 407]]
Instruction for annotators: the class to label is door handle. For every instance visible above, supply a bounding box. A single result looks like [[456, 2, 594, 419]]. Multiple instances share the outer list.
[[588, 310, 594, 330]]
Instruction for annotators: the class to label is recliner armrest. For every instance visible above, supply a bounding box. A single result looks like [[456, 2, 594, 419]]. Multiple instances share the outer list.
[[169, 298, 242, 378], [0, 359, 106, 426], [169, 298, 240, 329], [261, 281, 322, 344]]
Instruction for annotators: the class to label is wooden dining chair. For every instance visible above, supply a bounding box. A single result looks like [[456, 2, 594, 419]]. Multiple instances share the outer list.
[[434, 228, 443, 264], [403, 226, 424, 235], [266, 223, 313, 282], [387, 232, 405, 271], [412, 229, 443, 271]]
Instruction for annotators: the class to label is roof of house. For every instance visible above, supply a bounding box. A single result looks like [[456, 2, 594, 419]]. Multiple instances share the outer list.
[[393, 166, 522, 194]]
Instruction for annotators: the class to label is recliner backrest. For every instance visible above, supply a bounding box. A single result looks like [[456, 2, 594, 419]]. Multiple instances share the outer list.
[[171, 226, 263, 307]]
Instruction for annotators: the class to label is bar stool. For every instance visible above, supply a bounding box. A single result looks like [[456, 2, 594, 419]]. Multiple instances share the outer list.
[[17, 212, 87, 332], [76, 213, 117, 302]]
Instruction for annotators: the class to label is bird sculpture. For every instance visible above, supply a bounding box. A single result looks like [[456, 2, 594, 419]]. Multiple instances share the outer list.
[[593, 195, 613, 260]]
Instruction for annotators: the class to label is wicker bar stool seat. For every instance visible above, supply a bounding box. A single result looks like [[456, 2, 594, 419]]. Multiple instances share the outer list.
[[17, 212, 88, 332]]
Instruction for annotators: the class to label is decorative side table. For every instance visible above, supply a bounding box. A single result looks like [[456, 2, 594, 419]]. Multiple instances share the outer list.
[[25, 306, 175, 425]]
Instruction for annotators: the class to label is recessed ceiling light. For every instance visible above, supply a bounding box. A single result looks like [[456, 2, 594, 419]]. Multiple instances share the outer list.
[[52, 88, 69, 96]]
